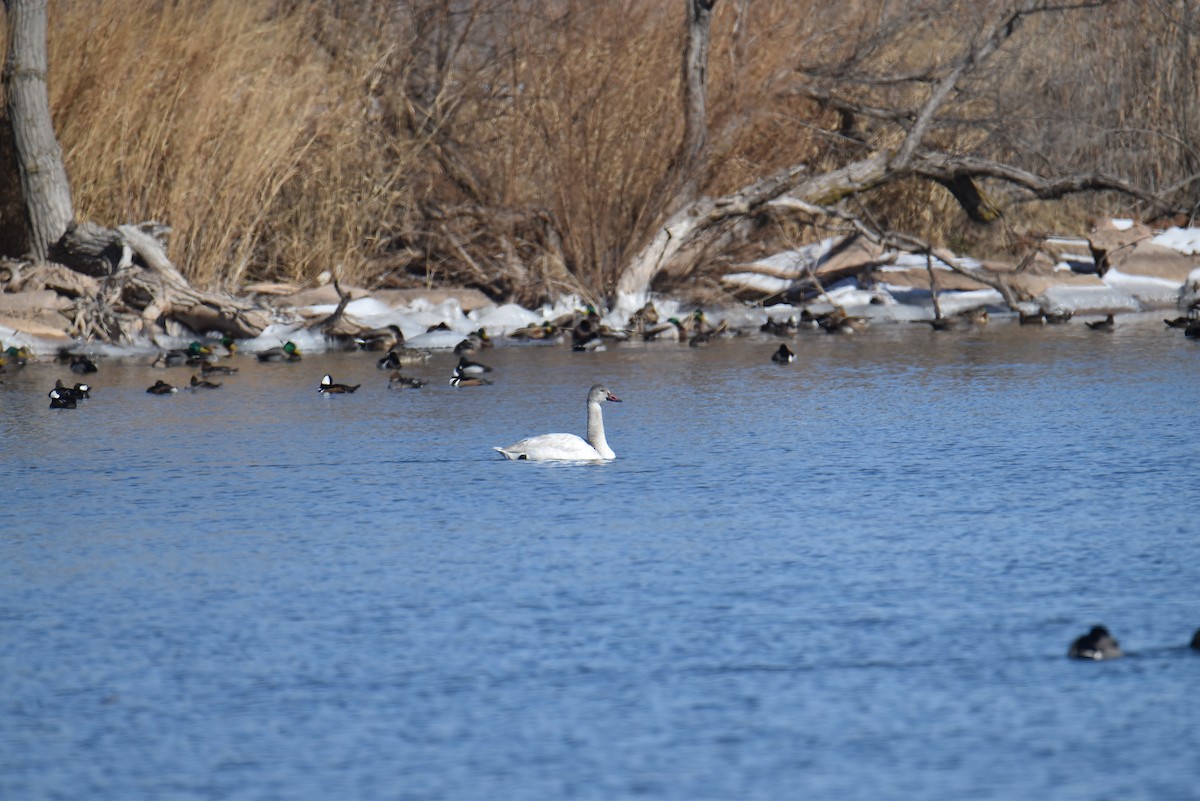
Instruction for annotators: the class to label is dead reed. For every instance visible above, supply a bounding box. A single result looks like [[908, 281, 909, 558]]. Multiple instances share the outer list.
[[1, 0, 1194, 300]]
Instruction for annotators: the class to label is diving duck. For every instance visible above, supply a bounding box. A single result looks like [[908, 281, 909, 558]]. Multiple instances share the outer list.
[[69, 354, 98, 373], [1086, 314, 1115, 332], [147, 380, 177, 395], [53, 379, 91, 401], [319, 374, 360, 394], [377, 348, 432, 369], [772, 344, 795, 364], [456, 355, 492, 375], [1068, 625, 1123, 660], [449, 366, 492, 387], [257, 341, 302, 362], [388, 371, 426, 389], [48, 388, 76, 409], [189, 374, 222, 390], [355, 324, 404, 352]]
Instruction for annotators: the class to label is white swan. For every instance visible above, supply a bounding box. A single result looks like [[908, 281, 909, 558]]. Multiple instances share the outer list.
[[494, 384, 622, 461]]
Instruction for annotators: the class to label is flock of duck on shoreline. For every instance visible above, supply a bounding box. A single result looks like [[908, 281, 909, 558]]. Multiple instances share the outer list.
[[5, 291, 1199, 411]]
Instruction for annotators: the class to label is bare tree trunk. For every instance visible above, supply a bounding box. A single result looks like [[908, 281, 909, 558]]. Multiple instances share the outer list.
[[2, 0, 75, 261], [678, 0, 715, 201]]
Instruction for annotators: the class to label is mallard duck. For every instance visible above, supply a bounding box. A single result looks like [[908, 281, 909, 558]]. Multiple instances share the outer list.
[[189, 374, 222, 390], [1019, 310, 1046, 325], [355, 324, 404, 352], [48, 388, 76, 409], [449, 366, 492, 387], [572, 319, 604, 351], [1068, 625, 1123, 660], [772, 344, 795, 364], [456, 355, 492, 375], [154, 341, 211, 368], [761, 317, 798, 337], [1043, 309, 1073, 324], [507, 322, 558, 341], [257, 341, 302, 362], [377, 348, 432, 369], [817, 309, 868, 335], [319, 374, 360, 394], [216, 336, 238, 357], [1086, 314, 1115, 331], [200, 362, 238, 376], [388, 371, 426, 389], [53, 379, 90, 401], [3, 345, 30, 368], [147, 380, 177, 395]]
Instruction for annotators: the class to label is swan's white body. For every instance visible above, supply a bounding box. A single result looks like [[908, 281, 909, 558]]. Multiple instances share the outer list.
[[494, 385, 621, 461]]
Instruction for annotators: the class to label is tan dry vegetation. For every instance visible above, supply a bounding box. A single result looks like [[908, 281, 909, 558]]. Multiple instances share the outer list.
[[4, 0, 1196, 304]]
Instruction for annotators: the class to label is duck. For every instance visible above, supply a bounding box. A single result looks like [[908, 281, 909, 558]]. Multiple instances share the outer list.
[[1086, 314, 1115, 332], [154, 341, 212, 368], [69, 354, 98, 373], [1043, 309, 1073, 324], [216, 336, 238, 357], [53, 379, 90, 401], [189, 374, 222, 390], [448, 366, 493, 387], [1068, 625, 1123, 660], [817, 309, 869, 335], [3, 345, 30, 368], [1019, 310, 1046, 325], [572, 318, 605, 351], [200, 362, 238, 376], [377, 348, 432, 369], [772, 344, 795, 364], [761, 317, 798, 337], [1163, 316, 1191, 329], [1184, 319, 1200, 339], [319, 374, 360, 394], [388, 371, 426, 389], [355, 324, 404, 352], [494, 384, 622, 461], [146, 380, 177, 395], [456, 355, 493, 376], [257, 341, 302, 362], [48, 388, 76, 409], [508, 322, 559, 341]]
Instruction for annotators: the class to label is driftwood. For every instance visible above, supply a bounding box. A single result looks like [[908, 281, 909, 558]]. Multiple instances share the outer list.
[[51, 221, 271, 343]]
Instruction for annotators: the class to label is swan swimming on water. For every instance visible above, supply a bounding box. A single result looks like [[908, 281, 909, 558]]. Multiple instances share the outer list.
[[494, 384, 622, 461]]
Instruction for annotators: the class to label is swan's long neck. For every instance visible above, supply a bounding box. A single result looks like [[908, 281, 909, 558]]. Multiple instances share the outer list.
[[586, 400, 614, 459]]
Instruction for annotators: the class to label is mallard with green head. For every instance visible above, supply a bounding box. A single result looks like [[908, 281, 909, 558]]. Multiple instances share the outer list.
[[257, 341, 302, 362]]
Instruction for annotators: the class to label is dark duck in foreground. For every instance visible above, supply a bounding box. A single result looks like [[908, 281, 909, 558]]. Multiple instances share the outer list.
[[1068, 625, 1123, 660], [494, 384, 621, 462]]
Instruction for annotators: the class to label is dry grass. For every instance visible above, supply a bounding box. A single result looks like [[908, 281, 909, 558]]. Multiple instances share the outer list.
[[2, 0, 1195, 300]]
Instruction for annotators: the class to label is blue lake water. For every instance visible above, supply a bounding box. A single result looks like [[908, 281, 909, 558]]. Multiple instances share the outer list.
[[2, 315, 1199, 800]]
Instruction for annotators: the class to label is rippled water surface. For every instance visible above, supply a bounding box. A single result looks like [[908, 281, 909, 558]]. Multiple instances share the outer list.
[[3, 316, 1198, 800]]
